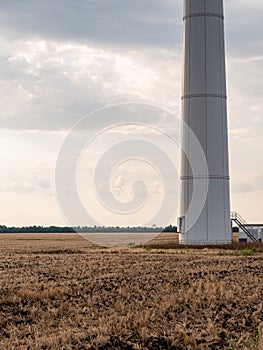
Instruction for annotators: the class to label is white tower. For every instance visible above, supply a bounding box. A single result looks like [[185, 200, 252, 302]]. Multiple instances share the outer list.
[[179, 0, 231, 244]]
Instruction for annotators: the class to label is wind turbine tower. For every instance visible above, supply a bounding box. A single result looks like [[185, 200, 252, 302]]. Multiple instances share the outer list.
[[179, 0, 232, 244]]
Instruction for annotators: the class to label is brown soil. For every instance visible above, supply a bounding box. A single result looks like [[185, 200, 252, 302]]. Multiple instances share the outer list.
[[0, 234, 263, 349]]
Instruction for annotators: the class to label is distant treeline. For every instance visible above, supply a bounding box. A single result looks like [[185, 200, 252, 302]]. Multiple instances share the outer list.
[[0, 224, 177, 234]]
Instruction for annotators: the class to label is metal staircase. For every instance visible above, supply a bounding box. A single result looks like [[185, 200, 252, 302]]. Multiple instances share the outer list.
[[231, 212, 259, 243]]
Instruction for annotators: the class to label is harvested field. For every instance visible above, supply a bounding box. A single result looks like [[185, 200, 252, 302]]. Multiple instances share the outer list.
[[0, 234, 263, 349]]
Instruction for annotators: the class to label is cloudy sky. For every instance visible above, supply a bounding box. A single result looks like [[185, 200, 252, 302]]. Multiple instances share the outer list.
[[0, 0, 262, 227]]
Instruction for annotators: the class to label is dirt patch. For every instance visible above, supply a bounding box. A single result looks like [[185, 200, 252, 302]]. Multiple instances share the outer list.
[[0, 235, 263, 349]]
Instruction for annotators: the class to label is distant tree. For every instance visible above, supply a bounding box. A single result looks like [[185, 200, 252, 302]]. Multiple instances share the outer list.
[[0, 225, 167, 234], [162, 225, 177, 233]]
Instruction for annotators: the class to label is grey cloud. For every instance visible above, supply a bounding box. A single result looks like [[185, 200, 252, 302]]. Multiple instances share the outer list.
[[0, 0, 182, 48], [0, 41, 180, 131], [231, 181, 254, 194], [225, 1, 263, 57], [254, 175, 263, 192], [0, 55, 104, 130], [0, 0, 261, 56], [232, 174, 263, 194], [0, 0, 261, 132]]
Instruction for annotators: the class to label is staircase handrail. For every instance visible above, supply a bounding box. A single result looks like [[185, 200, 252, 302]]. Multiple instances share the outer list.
[[231, 211, 247, 226], [231, 211, 259, 243]]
